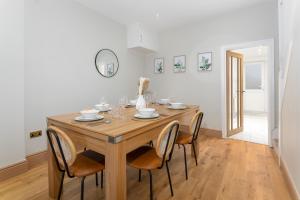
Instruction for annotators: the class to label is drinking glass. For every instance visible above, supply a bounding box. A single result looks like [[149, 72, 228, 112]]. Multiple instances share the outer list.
[[151, 92, 157, 104], [109, 105, 120, 119], [144, 93, 153, 107], [118, 96, 128, 119], [100, 97, 107, 104], [119, 96, 128, 108]]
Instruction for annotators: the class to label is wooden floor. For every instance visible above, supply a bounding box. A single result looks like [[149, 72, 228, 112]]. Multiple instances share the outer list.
[[0, 134, 292, 200]]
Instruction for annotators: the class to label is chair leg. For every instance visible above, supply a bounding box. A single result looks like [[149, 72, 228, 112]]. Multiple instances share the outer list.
[[149, 141, 153, 147], [81, 177, 86, 200], [191, 141, 198, 166], [138, 169, 142, 182], [166, 161, 174, 196], [183, 144, 188, 180], [148, 170, 153, 200], [58, 171, 65, 200], [95, 173, 98, 187], [101, 170, 104, 188]]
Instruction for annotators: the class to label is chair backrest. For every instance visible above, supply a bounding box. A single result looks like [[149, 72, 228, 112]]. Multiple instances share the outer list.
[[47, 126, 77, 177], [189, 111, 204, 141], [156, 121, 179, 163]]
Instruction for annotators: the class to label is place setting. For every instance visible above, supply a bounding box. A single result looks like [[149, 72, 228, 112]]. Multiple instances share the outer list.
[[123, 99, 136, 108], [74, 109, 104, 122], [133, 108, 160, 121], [167, 102, 187, 110], [94, 97, 112, 112], [74, 98, 113, 124], [156, 97, 187, 110]]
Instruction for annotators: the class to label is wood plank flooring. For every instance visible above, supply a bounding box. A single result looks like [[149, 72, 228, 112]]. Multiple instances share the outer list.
[[0, 133, 292, 200]]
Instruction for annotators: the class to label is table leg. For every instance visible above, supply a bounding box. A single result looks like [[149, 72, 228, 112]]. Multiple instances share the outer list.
[[105, 142, 127, 200], [48, 144, 60, 199]]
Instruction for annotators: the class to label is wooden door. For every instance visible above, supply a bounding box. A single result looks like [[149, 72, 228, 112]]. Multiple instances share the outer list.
[[226, 51, 244, 136]]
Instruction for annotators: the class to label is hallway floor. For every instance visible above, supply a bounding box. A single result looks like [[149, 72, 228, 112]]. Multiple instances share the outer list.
[[230, 113, 268, 145]]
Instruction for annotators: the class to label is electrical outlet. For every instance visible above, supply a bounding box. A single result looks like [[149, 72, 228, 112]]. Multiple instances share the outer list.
[[30, 130, 42, 138]]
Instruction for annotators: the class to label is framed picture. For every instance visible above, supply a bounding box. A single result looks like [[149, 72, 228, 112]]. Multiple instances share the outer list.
[[154, 58, 164, 74], [198, 52, 212, 71], [106, 63, 114, 76], [173, 55, 186, 73]]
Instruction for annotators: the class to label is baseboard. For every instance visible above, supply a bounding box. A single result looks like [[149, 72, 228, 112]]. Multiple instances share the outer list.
[[280, 158, 300, 200], [201, 128, 222, 138], [26, 151, 48, 169], [0, 151, 48, 182], [179, 126, 222, 138], [0, 160, 28, 182]]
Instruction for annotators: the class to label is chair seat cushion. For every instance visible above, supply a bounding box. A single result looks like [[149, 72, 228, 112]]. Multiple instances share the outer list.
[[70, 150, 105, 177], [127, 146, 162, 170], [176, 131, 193, 144]]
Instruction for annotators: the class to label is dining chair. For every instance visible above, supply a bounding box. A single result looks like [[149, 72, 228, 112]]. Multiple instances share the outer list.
[[127, 120, 179, 200], [176, 111, 203, 180], [47, 126, 105, 200]]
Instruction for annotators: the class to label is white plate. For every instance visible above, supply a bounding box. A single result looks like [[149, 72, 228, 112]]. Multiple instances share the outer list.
[[75, 114, 104, 122], [157, 99, 170, 105], [95, 107, 112, 112], [167, 105, 187, 110], [134, 113, 160, 119]]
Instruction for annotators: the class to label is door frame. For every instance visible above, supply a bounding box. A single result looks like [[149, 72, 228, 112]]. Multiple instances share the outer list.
[[220, 39, 275, 146]]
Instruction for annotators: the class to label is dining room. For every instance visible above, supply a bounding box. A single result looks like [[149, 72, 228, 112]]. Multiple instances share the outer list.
[[1, 0, 300, 200]]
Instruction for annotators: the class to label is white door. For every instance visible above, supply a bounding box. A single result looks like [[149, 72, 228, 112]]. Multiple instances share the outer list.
[[244, 61, 267, 113]]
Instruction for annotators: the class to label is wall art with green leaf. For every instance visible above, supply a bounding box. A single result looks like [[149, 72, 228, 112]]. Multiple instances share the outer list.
[[198, 52, 212, 71]]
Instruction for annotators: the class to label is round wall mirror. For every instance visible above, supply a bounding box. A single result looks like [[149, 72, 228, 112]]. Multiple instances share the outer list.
[[95, 49, 119, 78]]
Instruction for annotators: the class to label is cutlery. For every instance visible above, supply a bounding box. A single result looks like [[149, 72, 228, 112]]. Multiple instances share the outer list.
[[87, 119, 112, 127]]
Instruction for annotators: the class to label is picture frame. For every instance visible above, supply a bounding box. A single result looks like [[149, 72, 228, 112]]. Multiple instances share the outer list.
[[106, 63, 115, 76], [198, 52, 212, 71], [173, 55, 186, 73], [154, 58, 164, 74]]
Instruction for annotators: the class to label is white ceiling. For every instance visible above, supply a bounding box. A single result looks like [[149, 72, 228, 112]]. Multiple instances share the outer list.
[[75, 0, 271, 32]]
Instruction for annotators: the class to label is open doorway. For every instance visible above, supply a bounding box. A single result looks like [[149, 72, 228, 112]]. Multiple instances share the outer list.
[[221, 39, 275, 146]]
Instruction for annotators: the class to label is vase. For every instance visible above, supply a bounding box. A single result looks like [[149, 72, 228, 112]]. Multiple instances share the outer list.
[[136, 95, 146, 110]]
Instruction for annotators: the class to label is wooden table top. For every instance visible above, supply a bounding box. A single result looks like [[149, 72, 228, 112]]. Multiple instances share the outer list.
[[47, 104, 199, 139]]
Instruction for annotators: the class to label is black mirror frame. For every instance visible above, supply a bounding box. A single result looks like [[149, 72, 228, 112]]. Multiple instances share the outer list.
[[95, 49, 119, 78]]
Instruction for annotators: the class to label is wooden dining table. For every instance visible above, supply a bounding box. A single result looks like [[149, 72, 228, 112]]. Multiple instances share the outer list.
[[47, 104, 199, 200]]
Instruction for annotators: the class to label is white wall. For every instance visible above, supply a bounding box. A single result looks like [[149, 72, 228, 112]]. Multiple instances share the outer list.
[[0, 0, 26, 168], [280, 0, 300, 197], [144, 2, 278, 130], [24, 0, 145, 155]]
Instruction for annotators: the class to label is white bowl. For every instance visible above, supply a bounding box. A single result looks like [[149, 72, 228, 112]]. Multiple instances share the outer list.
[[80, 109, 99, 119], [129, 99, 137, 106], [95, 103, 110, 111], [158, 99, 170, 105], [170, 102, 184, 109], [138, 108, 156, 117]]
